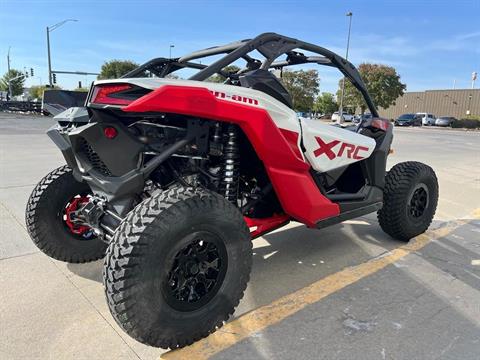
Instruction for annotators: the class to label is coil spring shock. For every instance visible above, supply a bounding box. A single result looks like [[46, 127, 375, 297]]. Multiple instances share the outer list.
[[219, 124, 240, 204]]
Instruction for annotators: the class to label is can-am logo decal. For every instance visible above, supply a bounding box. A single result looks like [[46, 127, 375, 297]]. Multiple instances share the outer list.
[[209, 90, 259, 106], [313, 136, 369, 160]]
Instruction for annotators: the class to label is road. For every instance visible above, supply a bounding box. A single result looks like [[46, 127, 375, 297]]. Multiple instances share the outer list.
[[1, 113, 479, 359]]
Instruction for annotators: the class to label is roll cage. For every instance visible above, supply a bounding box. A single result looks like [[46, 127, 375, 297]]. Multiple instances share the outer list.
[[122, 32, 378, 117]]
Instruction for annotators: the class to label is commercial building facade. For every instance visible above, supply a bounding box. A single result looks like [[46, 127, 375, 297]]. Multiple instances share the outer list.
[[379, 89, 480, 120]]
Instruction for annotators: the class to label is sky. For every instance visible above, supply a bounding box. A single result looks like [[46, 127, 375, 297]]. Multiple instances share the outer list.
[[0, 0, 479, 93]]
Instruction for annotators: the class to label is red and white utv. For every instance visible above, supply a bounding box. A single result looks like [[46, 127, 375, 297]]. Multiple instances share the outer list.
[[26, 33, 438, 348]]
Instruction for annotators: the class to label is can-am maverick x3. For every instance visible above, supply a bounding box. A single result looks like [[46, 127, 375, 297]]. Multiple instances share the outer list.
[[26, 33, 438, 348]]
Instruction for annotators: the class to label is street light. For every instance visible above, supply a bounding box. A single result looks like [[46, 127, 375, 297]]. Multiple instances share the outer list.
[[7, 46, 12, 97], [46, 19, 78, 86], [337, 11, 353, 125], [169, 44, 175, 59]]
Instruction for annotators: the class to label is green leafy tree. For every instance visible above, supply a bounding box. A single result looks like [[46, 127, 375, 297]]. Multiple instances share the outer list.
[[337, 63, 406, 113], [281, 69, 320, 112], [0, 69, 26, 96], [313, 92, 337, 114], [206, 65, 241, 83], [98, 60, 139, 80]]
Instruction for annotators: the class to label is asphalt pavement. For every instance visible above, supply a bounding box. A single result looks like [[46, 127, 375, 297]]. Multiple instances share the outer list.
[[1, 113, 479, 360]]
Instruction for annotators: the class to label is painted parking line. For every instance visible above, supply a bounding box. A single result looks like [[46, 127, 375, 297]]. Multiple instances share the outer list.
[[162, 211, 480, 360]]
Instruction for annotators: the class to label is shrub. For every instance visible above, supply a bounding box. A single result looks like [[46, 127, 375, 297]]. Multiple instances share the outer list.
[[451, 116, 480, 129]]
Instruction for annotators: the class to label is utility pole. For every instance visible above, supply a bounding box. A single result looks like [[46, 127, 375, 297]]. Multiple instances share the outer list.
[[46, 19, 78, 86], [47, 27, 52, 86], [7, 46, 12, 97], [169, 44, 175, 59], [337, 12, 353, 125]]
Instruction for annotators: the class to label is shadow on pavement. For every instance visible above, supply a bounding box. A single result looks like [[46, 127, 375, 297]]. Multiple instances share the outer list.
[[67, 216, 409, 312]]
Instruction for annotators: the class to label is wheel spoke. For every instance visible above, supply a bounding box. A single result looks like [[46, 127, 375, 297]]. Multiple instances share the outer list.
[[409, 186, 429, 218], [165, 234, 225, 309]]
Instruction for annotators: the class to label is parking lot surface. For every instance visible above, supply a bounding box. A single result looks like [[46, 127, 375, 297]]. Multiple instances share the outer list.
[[1, 113, 479, 359]]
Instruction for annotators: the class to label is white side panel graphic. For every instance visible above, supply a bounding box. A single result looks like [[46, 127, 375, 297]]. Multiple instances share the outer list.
[[300, 119, 376, 173]]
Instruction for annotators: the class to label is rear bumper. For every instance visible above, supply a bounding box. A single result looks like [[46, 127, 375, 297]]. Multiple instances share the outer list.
[[46, 123, 145, 200], [47, 121, 192, 204]]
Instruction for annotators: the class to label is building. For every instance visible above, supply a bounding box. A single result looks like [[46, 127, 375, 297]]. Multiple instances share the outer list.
[[379, 89, 480, 119]]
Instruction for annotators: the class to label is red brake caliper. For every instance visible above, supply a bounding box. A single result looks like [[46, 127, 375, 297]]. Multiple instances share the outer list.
[[64, 196, 91, 235]]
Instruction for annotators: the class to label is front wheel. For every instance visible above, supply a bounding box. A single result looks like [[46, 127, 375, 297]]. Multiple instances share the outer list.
[[103, 186, 252, 348], [378, 162, 438, 241]]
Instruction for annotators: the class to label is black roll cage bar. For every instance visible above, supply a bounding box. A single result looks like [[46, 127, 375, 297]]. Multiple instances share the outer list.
[[122, 32, 378, 117]]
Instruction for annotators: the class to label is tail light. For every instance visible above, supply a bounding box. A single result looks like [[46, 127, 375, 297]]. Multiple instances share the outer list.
[[90, 83, 151, 106]]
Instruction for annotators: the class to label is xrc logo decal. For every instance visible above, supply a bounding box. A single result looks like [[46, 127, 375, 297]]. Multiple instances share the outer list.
[[313, 136, 369, 160]]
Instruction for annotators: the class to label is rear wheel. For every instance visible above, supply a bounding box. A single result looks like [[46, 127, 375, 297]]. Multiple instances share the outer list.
[[25, 165, 107, 263], [378, 161, 438, 241], [103, 186, 252, 348]]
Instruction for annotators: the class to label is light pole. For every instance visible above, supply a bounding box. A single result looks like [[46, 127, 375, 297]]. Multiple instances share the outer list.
[[169, 44, 175, 59], [6, 46, 13, 98], [46, 19, 78, 86], [337, 11, 353, 124]]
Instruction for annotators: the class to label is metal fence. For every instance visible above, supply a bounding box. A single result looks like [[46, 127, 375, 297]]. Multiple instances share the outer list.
[[379, 89, 480, 119]]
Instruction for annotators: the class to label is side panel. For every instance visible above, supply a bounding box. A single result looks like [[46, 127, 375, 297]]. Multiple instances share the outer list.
[[300, 119, 376, 173], [94, 77, 301, 133], [94, 78, 305, 161], [122, 85, 339, 226]]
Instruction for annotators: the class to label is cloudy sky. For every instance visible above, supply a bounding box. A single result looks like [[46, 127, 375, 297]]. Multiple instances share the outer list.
[[1, 0, 479, 93]]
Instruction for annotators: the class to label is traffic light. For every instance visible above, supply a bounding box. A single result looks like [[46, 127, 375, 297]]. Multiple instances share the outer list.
[[52, 73, 57, 84], [78, 81, 82, 89], [30, 68, 34, 77]]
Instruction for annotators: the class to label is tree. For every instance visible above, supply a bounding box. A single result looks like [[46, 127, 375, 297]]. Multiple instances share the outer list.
[[29, 85, 46, 99], [0, 69, 26, 96], [98, 60, 139, 80], [281, 69, 319, 112], [74, 87, 89, 92], [206, 65, 241, 83], [337, 63, 406, 113], [313, 92, 337, 114]]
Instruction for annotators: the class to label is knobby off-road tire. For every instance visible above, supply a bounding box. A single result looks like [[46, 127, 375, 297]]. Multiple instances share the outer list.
[[25, 165, 107, 262], [103, 186, 252, 348], [378, 161, 438, 241]]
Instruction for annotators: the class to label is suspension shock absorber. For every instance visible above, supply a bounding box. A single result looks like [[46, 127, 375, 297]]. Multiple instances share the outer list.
[[219, 124, 240, 204]]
